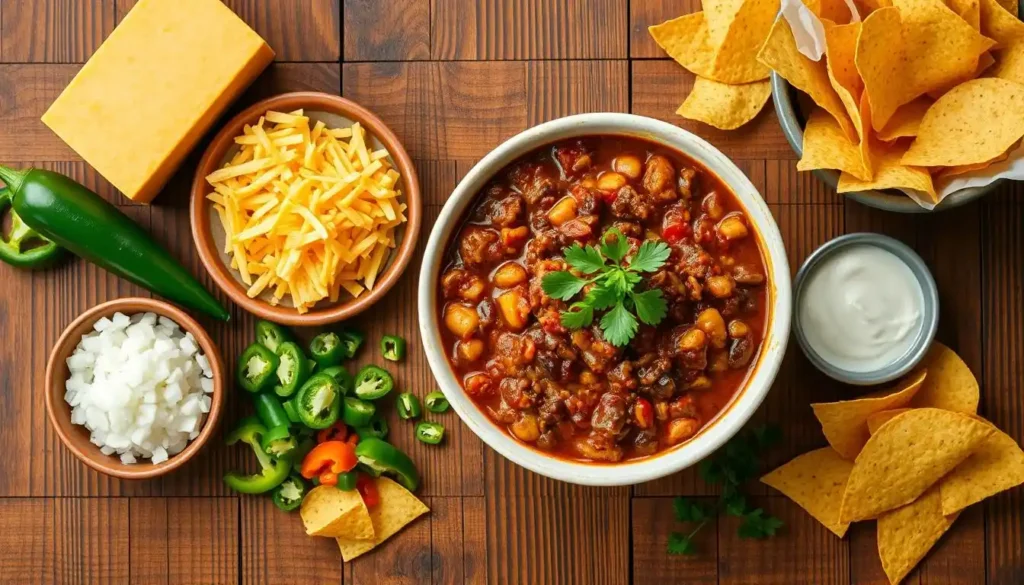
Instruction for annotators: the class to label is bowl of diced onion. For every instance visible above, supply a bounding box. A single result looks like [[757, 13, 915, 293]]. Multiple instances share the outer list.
[[44, 298, 225, 479]]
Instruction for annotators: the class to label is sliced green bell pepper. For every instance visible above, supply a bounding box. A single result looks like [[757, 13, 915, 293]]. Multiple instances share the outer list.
[[261, 424, 298, 459], [354, 437, 420, 491], [223, 417, 290, 494], [0, 186, 61, 269], [238, 343, 279, 393]]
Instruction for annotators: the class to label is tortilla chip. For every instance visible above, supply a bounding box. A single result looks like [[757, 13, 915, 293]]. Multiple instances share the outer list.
[[892, 0, 996, 100], [940, 423, 1024, 515], [677, 77, 772, 129], [761, 447, 854, 537], [807, 0, 856, 22], [908, 342, 980, 413], [856, 8, 907, 132], [995, 0, 1018, 13], [335, 477, 430, 562], [798, 108, 873, 181], [990, 39, 1024, 84], [837, 141, 937, 201], [878, 487, 959, 585], [811, 369, 927, 460], [948, 0, 982, 30], [839, 408, 994, 522], [301, 485, 375, 540], [935, 148, 1013, 178], [979, 0, 1024, 44], [708, 0, 778, 83], [824, 21, 865, 141], [902, 78, 1024, 167], [758, 18, 857, 140], [704, 0, 746, 46], [866, 408, 912, 435], [878, 98, 933, 141], [649, 13, 719, 80]]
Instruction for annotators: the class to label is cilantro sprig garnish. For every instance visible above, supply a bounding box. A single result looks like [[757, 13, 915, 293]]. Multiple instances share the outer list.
[[668, 425, 784, 556], [541, 228, 670, 346]]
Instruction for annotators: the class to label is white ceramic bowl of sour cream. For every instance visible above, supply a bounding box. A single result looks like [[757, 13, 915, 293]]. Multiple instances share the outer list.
[[417, 113, 792, 486]]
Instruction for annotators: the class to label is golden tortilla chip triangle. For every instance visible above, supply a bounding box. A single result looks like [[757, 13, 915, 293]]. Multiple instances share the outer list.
[[677, 77, 772, 130], [878, 487, 959, 585], [649, 13, 719, 80], [761, 447, 854, 537], [836, 141, 937, 202], [301, 485, 375, 540], [797, 108, 873, 181], [840, 408, 994, 522], [336, 477, 430, 562], [856, 7, 907, 132], [866, 408, 912, 435], [878, 97, 933, 142], [940, 421, 1024, 516], [909, 342, 980, 413], [811, 369, 927, 460]]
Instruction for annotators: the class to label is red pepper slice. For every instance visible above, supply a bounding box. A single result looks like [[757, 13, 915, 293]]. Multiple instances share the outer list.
[[317, 421, 349, 444], [356, 474, 381, 508], [346, 433, 360, 448], [300, 440, 357, 485]]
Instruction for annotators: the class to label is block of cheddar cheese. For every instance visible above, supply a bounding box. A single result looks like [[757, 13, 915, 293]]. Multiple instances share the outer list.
[[41, 0, 274, 203]]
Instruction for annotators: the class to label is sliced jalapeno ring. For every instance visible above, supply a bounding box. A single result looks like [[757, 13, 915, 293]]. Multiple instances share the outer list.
[[336, 470, 358, 491], [309, 332, 345, 368], [255, 320, 294, 354], [237, 343, 280, 393], [320, 365, 354, 395], [294, 373, 343, 430], [416, 422, 445, 445], [356, 416, 389, 441], [380, 335, 406, 362], [424, 391, 450, 413], [338, 328, 366, 360], [274, 341, 311, 398], [353, 365, 394, 400], [396, 393, 421, 420], [342, 397, 376, 428]]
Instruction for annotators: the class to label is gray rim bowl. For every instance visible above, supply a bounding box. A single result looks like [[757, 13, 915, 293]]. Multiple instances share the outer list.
[[792, 233, 939, 385], [770, 74, 1003, 213]]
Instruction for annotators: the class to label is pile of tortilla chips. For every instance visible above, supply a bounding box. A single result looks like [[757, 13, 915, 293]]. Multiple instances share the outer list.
[[763, 342, 1024, 585], [649, 0, 780, 129], [650, 0, 1024, 206], [300, 477, 429, 562]]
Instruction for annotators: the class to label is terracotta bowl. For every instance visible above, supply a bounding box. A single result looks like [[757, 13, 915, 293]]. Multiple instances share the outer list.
[[44, 298, 225, 480], [189, 92, 422, 326]]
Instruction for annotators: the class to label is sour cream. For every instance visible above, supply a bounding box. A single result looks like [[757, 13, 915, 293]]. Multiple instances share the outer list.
[[799, 244, 924, 373]]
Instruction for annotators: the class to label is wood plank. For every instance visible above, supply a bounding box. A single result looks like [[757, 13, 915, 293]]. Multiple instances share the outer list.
[[431, 0, 628, 60], [484, 494, 630, 585], [719, 497, 849, 585], [115, 0, 341, 62], [0, 499, 55, 585], [631, 60, 794, 161], [53, 498, 130, 585], [632, 497, 718, 584], [630, 0, 699, 58], [348, 496, 432, 585], [0, 0, 114, 63], [0, 65, 80, 162], [982, 184, 1024, 585], [166, 498, 239, 585], [344, 0, 430, 61], [240, 496, 341, 585], [525, 61, 630, 124], [462, 497, 489, 584], [128, 499, 168, 585]]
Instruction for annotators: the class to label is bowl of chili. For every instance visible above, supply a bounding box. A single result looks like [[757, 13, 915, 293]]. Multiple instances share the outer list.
[[418, 113, 792, 486]]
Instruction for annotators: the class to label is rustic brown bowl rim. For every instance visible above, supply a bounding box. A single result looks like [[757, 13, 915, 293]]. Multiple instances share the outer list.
[[44, 297, 225, 480], [189, 92, 422, 326]]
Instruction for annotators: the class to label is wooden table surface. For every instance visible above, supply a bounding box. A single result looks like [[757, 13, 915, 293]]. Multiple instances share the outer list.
[[1, 1, 1022, 584]]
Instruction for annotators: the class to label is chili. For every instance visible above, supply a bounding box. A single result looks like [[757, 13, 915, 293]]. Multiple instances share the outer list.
[[356, 474, 381, 508], [396, 393, 421, 420], [336, 471, 358, 491], [0, 186, 61, 269], [415, 422, 445, 445], [255, 320, 294, 354], [0, 165, 228, 320], [380, 335, 406, 361], [319, 365, 354, 395], [309, 332, 345, 368], [341, 397, 376, 428], [353, 365, 394, 400], [355, 415, 389, 441], [354, 437, 420, 491], [252, 392, 290, 430], [274, 341, 311, 398], [223, 417, 291, 494], [424, 391, 450, 413], [300, 440, 358, 486], [294, 373, 343, 429], [260, 424, 298, 459], [237, 343, 280, 393], [282, 399, 301, 424], [271, 473, 308, 512], [317, 421, 349, 444], [337, 328, 365, 359]]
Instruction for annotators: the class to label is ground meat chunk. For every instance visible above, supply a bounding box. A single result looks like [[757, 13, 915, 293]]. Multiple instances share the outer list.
[[509, 162, 558, 204], [678, 167, 697, 200], [554, 142, 593, 176], [610, 185, 655, 220], [591, 393, 628, 435], [459, 226, 504, 265]]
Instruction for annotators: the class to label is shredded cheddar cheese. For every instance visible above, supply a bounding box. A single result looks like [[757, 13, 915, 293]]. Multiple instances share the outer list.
[[205, 110, 406, 313]]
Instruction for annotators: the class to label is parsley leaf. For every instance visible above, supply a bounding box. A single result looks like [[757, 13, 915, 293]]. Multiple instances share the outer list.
[[560, 302, 594, 329], [586, 285, 621, 311], [541, 271, 590, 301], [632, 288, 668, 326], [667, 532, 696, 556], [738, 509, 784, 540], [600, 303, 638, 347], [723, 492, 748, 517], [564, 243, 607, 274], [673, 497, 712, 523], [600, 228, 628, 263], [629, 240, 672, 272]]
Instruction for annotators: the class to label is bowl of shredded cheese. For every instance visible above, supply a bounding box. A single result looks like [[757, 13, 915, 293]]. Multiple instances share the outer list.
[[190, 92, 421, 325]]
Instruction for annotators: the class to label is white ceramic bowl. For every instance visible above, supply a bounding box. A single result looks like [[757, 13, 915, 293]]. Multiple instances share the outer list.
[[417, 113, 792, 486]]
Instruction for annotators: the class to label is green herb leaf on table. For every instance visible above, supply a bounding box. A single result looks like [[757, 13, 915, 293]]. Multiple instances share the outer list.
[[666, 424, 784, 556], [540, 230, 671, 347]]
